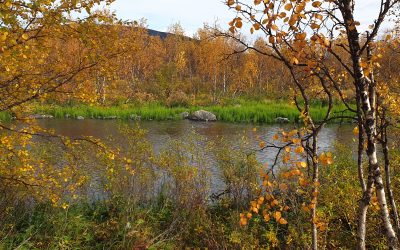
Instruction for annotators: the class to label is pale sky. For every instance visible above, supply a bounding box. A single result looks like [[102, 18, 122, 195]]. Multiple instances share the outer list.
[[108, 0, 393, 37]]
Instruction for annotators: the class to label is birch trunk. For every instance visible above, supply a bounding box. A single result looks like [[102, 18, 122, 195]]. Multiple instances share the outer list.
[[382, 116, 400, 235], [340, 2, 398, 247], [311, 135, 319, 250]]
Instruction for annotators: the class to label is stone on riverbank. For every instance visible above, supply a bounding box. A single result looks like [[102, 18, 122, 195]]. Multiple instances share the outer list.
[[180, 111, 190, 119], [28, 114, 54, 119], [188, 110, 217, 122], [102, 116, 118, 120], [129, 114, 141, 121], [275, 117, 290, 123]]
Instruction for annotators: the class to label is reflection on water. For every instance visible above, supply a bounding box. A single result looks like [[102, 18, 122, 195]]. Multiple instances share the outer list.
[[36, 119, 355, 165], [34, 119, 356, 195]]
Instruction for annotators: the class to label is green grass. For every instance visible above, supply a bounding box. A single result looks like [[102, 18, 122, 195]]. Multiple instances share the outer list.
[[31, 103, 187, 121], [0, 111, 13, 121], [23, 101, 355, 124]]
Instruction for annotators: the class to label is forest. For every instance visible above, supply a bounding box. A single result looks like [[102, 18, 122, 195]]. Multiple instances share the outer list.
[[1, 0, 400, 249]]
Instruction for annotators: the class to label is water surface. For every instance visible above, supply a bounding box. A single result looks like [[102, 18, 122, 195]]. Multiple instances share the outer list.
[[36, 119, 355, 163]]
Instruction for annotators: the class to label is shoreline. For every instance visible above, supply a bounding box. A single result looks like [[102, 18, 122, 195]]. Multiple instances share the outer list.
[[2, 102, 355, 124]]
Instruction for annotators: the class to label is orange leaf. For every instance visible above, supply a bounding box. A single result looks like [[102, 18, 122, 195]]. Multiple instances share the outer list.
[[294, 146, 304, 154], [312, 1, 322, 8], [279, 218, 288, 224], [274, 211, 282, 221], [284, 3, 292, 11], [268, 36, 275, 44]]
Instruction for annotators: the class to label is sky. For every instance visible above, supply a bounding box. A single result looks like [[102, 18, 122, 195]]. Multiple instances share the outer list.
[[108, 0, 393, 37]]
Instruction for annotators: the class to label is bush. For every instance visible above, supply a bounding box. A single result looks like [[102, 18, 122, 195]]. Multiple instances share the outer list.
[[165, 91, 189, 107]]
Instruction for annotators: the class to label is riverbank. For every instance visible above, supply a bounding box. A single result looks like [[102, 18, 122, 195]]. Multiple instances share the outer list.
[[3, 101, 355, 124]]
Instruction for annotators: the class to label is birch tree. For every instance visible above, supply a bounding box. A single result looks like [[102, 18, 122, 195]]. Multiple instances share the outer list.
[[224, 0, 400, 249]]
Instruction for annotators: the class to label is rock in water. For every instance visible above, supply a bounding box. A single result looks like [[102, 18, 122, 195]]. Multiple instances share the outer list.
[[180, 111, 190, 119], [129, 114, 141, 121], [77, 116, 85, 120], [189, 110, 217, 122], [275, 117, 290, 123]]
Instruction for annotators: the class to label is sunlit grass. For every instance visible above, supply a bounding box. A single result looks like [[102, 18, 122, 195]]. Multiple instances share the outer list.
[[28, 101, 354, 124]]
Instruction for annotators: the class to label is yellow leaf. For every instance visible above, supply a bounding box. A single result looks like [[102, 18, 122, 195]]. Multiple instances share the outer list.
[[252, 207, 259, 213], [263, 180, 272, 187], [323, 38, 330, 47], [1, 32, 8, 41], [353, 126, 359, 135], [299, 177, 308, 186], [22, 33, 29, 40], [292, 138, 301, 144]]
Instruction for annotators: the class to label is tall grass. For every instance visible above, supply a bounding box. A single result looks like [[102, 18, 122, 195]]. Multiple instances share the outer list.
[[30, 101, 354, 124], [34, 103, 188, 121], [0, 111, 13, 122]]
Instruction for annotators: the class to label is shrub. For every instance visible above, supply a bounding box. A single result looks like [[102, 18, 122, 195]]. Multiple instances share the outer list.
[[165, 91, 189, 107]]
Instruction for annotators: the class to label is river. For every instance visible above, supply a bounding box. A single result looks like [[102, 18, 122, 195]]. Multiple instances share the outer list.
[[35, 119, 355, 161], [34, 119, 356, 195]]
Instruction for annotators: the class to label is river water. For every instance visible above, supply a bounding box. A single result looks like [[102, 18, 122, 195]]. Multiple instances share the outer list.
[[36, 119, 355, 162], [34, 119, 355, 195]]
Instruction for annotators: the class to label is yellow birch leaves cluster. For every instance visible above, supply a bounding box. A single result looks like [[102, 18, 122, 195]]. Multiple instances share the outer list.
[[240, 127, 333, 228]]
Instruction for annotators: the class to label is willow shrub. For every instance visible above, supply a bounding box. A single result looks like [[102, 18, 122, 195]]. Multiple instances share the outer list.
[[4, 128, 396, 249]]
